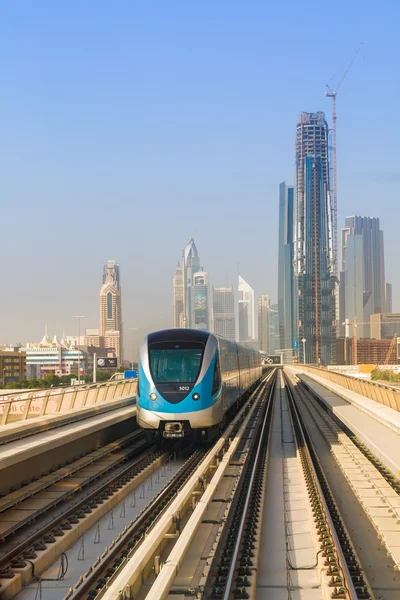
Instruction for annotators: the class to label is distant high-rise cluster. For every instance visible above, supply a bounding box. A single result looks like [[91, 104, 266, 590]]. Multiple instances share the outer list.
[[278, 111, 394, 366], [174, 238, 232, 337], [173, 239, 279, 352]]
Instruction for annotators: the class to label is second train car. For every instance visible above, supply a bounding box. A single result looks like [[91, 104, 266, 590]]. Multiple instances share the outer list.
[[136, 328, 262, 440]]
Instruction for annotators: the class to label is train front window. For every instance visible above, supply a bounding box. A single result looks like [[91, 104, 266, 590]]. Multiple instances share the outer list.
[[149, 342, 204, 384]]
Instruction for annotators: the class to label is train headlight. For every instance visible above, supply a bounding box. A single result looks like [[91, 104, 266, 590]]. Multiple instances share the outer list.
[[192, 393, 200, 401], [150, 392, 157, 401]]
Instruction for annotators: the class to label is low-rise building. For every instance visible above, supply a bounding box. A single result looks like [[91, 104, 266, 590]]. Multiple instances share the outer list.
[[22, 333, 90, 377], [0, 349, 26, 385]]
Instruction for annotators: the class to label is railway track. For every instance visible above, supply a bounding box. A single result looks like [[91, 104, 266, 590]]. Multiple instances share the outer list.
[[191, 370, 372, 599], [0, 431, 147, 543], [94, 369, 400, 600], [65, 371, 277, 600], [0, 438, 170, 597], [286, 370, 400, 599], [4, 367, 400, 600]]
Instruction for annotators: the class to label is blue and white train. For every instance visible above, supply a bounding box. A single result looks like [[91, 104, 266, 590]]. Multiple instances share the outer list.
[[136, 328, 262, 440]]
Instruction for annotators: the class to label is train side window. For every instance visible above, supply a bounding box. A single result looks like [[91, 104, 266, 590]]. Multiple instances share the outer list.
[[212, 355, 222, 395]]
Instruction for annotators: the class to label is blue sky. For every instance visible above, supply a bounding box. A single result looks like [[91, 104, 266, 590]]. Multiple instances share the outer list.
[[1, 1, 399, 351]]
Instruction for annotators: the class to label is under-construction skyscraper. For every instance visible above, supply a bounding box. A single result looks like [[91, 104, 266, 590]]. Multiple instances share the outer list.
[[295, 112, 337, 364]]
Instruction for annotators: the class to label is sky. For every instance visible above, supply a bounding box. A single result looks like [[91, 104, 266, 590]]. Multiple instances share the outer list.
[[1, 1, 399, 356]]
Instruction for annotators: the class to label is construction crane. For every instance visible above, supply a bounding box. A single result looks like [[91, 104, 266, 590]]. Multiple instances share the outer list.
[[325, 42, 363, 278], [344, 317, 400, 366], [384, 334, 398, 366]]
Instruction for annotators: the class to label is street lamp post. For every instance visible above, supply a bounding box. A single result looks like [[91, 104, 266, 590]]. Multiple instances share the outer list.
[[128, 328, 138, 370], [73, 316, 85, 384], [302, 338, 307, 365]]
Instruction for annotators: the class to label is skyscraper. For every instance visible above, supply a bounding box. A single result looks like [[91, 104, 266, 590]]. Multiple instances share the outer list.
[[238, 276, 255, 343], [192, 271, 210, 330], [340, 216, 386, 337], [266, 304, 280, 354], [213, 286, 235, 340], [100, 260, 122, 361], [385, 283, 393, 314], [278, 182, 296, 351], [181, 238, 201, 328], [257, 295, 270, 352], [173, 262, 184, 328], [295, 113, 336, 364]]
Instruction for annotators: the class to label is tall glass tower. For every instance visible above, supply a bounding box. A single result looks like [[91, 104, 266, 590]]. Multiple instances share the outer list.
[[297, 156, 336, 364], [100, 260, 122, 361], [278, 182, 296, 353], [173, 262, 184, 328], [294, 112, 337, 365], [181, 238, 201, 328], [340, 216, 386, 338], [238, 276, 255, 343], [213, 286, 235, 340]]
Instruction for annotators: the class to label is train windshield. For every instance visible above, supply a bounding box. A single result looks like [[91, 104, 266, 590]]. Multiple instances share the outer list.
[[149, 341, 204, 383]]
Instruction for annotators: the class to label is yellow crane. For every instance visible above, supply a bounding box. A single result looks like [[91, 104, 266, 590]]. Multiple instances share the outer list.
[[384, 333, 398, 366], [343, 317, 400, 365]]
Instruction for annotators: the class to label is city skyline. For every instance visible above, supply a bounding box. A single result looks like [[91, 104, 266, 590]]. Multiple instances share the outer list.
[[1, 4, 399, 355]]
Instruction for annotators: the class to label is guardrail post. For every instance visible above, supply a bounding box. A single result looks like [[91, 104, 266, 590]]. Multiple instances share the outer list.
[[1, 401, 12, 425], [55, 389, 65, 413], [81, 389, 90, 407], [39, 392, 49, 416], [113, 381, 122, 399], [22, 396, 34, 420], [69, 389, 78, 409], [93, 386, 101, 404]]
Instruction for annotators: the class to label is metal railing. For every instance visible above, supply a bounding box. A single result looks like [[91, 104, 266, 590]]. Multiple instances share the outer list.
[[0, 379, 137, 426], [296, 366, 400, 412]]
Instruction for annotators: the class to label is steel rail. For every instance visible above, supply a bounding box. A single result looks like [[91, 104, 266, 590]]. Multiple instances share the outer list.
[[221, 372, 276, 599], [144, 370, 278, 600], [283, 372, 360, 599]]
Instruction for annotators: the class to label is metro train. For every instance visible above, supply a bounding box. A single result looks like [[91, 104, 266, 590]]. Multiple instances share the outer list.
[[136, 328, 262, 440]]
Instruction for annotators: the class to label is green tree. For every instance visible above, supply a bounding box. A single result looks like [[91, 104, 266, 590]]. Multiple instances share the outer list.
[[27, 378, 41, 388]]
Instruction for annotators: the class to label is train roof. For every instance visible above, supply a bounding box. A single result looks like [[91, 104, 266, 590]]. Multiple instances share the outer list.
[[147, 329, 211, 344]]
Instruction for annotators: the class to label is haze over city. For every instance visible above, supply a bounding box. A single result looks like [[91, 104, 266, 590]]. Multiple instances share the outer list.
[[1, 1, 399, 357], [2, 5, 400, 598]]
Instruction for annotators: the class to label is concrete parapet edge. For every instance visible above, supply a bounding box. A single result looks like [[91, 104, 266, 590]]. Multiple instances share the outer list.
[[0, 395, 136, 445], [287, 367, 400, 478], [0, 405, 137, 471], [287, 367, 400, 436]]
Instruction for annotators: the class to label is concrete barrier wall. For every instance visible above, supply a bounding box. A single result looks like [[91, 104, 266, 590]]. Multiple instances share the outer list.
[[0, 380, 137, 425], [298, 366, 400, 412]]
